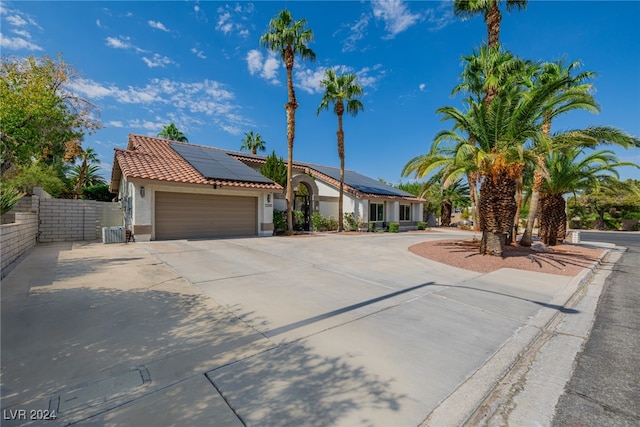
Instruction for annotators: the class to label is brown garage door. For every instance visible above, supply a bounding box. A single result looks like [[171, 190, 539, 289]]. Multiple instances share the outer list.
[[155, 192, 257, 240]]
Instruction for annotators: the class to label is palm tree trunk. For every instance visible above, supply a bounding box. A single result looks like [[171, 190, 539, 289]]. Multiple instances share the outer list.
[[284, 47, 298, 234], [467, 172, 480, 231], [520, 168, 544, 246], [539, 193, 566, 246], [479, 172, 517, 256], [510, 174, 523, 243], [337, 112, 345, 232], [486, 1, 502, 48], [74, 159, 88, 199], [441, 200, 452, 227]]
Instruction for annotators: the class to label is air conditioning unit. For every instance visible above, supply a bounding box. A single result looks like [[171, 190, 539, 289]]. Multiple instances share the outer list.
[[102, 226, 126, 244]]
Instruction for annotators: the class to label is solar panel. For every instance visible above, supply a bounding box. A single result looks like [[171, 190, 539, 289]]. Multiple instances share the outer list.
[[303, 163, 415, 197], [171, 142, 275, 184]]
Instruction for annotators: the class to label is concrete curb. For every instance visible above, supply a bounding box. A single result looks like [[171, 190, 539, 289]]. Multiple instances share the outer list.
[[421, 242, 615, 427]]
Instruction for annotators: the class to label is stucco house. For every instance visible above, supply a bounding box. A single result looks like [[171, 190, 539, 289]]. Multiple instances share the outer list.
[[110, 134, 424, 241]]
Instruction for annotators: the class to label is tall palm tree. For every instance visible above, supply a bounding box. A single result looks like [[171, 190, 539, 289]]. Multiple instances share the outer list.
[[157, 123, 188, 142], [317, 68, 364, 232], [240, 131, 266, 155], [261, 10, 316, 233], [453, 0, 528, 48], [538, 148, 637, 245], [73, 147, 100, 199], [69, 164, 106, 188]]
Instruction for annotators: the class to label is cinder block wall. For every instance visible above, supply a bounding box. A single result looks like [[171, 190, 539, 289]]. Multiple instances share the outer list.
[[1, 212, 38, 276], [38, 199, 98, 242]]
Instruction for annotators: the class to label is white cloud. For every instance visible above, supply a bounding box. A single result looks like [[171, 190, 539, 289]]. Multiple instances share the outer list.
[[419, 83, 426, 91], [372, 0, 423, 39], [215, 3, 254, 37], [107, 120, 124, 128], [0, 32, 42, 51], [295, 67, 328, 94], [246, 49, 280, 84], [341, 14, 370, 53], [6, 14, 27, 26], [424, 0, 456, 31], [1, 7, 42, 50], [105, 36, 132, 49], [191, 47, 206, 59], [141, 53, 174, 68], [69, 77, 250, 135], [148, 20, 169, 32]]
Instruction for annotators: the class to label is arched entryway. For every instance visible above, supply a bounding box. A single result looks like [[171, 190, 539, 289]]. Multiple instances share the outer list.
[[291, 174, 319, 231]]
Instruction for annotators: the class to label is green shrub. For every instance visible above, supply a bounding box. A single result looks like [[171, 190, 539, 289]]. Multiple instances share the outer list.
[[273, 209, 286, 232], [417, 221, 426, 230], [311, 211, 338, 231], [368, 222, 377, 232], [1, 187, 24, 216], [293, 210, 305, 231], [343, 212, 364, 231], [389, 222, 399, 233], [81, 184, 115, 202]]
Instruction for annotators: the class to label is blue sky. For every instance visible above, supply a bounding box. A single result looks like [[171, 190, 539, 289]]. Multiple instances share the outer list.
[[2, 1, 639, 183]]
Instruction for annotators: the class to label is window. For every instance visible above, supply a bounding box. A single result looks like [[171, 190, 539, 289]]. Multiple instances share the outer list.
[[400, 205, 411, 221], [369, 203, 384, 221]]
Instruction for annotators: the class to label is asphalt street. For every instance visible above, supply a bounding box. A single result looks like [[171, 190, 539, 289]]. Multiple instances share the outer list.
[[552, 231, 640, 426]]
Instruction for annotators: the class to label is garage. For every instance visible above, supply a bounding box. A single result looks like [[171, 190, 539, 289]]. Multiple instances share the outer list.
[[155, 192, 257, 240]]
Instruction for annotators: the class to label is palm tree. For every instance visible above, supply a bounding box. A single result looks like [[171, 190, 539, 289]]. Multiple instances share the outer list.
[[72, 147, 100, 199], [437, 68, 579, 256], [538, 148, 637, 245], [453, 0, 528, 48], [69, 164, 106, 188], [317, 68, 364, 232], [440, 179, 471, 227], [260, 10, 316, 233], [240, 131, 267, 155], [520, 61, 640, 246], [157, 123, 188, 142]]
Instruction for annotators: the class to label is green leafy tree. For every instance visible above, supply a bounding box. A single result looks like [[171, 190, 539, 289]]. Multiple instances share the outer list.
[[317, 68, 364, 232], [261, 9, 316, 233], [0, 54, 100, 174], [240, 130, 267, 155], [453, 0, 528, 48], [4, 162, 67, 198], [259, 151, 287, 188], [157, 123, 188, 142]]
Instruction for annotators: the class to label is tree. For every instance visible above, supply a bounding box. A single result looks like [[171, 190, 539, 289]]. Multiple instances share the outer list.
[[1, 54, 100, 174], [453, 0, 528, 48], [240, 131, 267, 155], [157, 123, 188, 142], [259, 151, 287, 189], [538, 148, 637, 245], [70, 147, 102, 198], [317, 68, 364, 232], [3, 162, 67, 198], [261, 10, 316, 233], [81, 184, 114, 202], [519, 60, 599, 246]]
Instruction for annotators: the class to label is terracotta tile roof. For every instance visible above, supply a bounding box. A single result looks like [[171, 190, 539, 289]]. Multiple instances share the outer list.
[[111, 134, 282, 191]]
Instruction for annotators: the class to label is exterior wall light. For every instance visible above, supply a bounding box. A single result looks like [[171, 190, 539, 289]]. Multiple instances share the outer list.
[[267, 194, 271, 203], [140, 186, 145, 197]]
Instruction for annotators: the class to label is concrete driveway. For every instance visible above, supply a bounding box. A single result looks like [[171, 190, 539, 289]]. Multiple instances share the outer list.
[[1, 231, 593, 426]]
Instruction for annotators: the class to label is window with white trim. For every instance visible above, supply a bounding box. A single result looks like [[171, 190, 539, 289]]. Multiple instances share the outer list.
[[369, 202, 384, 221], [400, 205, 411, 221]]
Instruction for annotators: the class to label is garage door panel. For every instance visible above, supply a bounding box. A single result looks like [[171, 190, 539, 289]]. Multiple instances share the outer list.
[[155, 192, 257, 240]]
